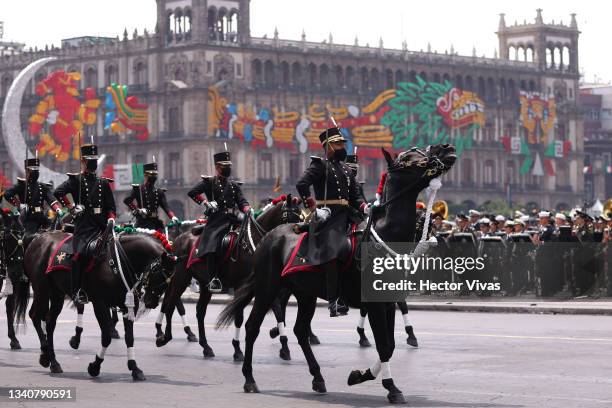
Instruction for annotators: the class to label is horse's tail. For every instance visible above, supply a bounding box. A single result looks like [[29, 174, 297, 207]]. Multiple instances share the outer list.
[[217, 272, 256, 329], [13, 277, 31, 326]]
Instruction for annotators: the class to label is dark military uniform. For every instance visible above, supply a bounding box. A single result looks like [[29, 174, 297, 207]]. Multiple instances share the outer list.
[[296, 142, 365, 266], [3, 159, 61, 235], [187, 152, 249, 259], [53, 144, 116, 302], [123, 162, 176, 233]]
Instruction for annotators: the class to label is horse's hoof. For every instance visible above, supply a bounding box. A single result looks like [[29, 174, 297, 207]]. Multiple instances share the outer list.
[[279, 347, 291, 361], [359, 337, 371, 347], [244, 382, 259, 393], [233, 351, 244, 362], [110, 328, 120, 340], [387, 391, 406, 404], [132, 369, 146, 381], [269, 327, 279, 339], [312, 380, 327, 393], [347, 370, 362, 386], [39, 353, 51, 368], [156, 334, 171, 348], [406, 326, 418, 348], [309, 335, 321, 345], [10, 339, 21, 350], [69, 336, 80, 350], [88, 363, 101, 377], [185, 327, 198, 342], [202, 344, 215, 358], [50, 361, 63, 374]]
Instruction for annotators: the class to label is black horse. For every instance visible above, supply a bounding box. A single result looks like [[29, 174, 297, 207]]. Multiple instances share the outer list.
[[0, 209, 27, 350], [14, 226, 177, 380], [157, 194, 304, 360], [357, 301, 418, 348], [218, 145, 456, 403]]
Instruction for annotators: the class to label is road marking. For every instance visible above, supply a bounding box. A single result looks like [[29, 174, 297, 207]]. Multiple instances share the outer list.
[[437, 388, 612, 405]]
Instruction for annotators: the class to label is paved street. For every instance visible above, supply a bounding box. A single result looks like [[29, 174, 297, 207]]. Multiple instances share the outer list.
[[1, 301, 612, 408]]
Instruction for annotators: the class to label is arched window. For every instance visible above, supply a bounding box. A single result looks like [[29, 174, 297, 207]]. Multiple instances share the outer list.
[[134, 61, 147, 85], [334, 65, 344, 88], [280, 62, 290, 87], [465, 76, 473, 92], [84, 67, 97, 89], [291, 62, 302, 87], [395, 69, 404, 84], [307, 63, 317, 87], [345, 66, 355, 90], [252, 59, 262, 84], [478, 77, 486, 100], [553, 47, 561, 70], [455, 75, 464, 90], [207, 7, 218, 40], [360, 67, 369, 91], [264, 60, 275, 87], [508, 79, 516, 100], [526, 46, 534, 62], [562, 46, 570, 70], [499, 79, 507, 101], [433, 72, 441, 83], [487, 78, 496, 101], [319, 64, 330, 88], [385, 69, 393, 88], [546, 47, 553, 68], [106, 64, 118, 85], [370, 68, 380, 90]]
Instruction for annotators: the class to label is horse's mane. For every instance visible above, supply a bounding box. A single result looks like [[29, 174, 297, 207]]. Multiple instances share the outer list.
[[259, 194, 287, 216]]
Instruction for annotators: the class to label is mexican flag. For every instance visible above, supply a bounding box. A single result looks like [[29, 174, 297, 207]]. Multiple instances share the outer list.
[[102, 163, 144, 191]]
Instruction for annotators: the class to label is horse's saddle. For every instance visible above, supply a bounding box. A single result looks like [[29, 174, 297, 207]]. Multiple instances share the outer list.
[[186, 231, 238, 270], [192, 225, 206, 236], [281, 224, 360, 277], [46, 235, 75, 274]]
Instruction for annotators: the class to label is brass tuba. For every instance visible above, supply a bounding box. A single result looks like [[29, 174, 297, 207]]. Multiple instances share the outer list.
[[432, 200, 449, 219], [604, 198, 612, 219]]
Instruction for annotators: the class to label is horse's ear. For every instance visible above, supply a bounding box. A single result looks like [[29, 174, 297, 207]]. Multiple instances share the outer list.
[[381, 148, 394, 167], [285, 193, 292, 204]]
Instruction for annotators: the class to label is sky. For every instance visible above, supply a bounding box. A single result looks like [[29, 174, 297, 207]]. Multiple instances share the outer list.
[[1, 0, 609, 83]]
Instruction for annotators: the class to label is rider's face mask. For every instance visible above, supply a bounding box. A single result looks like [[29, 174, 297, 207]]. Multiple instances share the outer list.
[[328, 143, 347, 161], [85, 159, 98, 172], [147, 175, 157, 185], [219, 166, 231, 178], [27, 170, 39, 182]]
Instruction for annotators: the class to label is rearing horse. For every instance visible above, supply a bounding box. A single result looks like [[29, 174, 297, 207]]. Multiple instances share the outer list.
[[14, 227, 177, 380], [218, 144, 456, 403]]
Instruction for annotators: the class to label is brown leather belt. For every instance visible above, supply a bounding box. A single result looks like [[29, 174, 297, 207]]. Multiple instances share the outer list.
[[317, 199, 349, 206]]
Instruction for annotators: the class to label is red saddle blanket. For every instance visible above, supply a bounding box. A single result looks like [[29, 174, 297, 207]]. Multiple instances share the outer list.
[[281, 225, 359, 277], [186, 233, 238, 270], [45, 235, 93, 275]]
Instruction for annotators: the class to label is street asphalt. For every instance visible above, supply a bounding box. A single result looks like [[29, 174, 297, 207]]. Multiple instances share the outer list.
[[1, 300, 611, 407]]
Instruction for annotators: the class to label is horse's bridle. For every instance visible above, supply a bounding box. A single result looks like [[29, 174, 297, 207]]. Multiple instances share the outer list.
[[242, 201, 303, 254], [134, 254, 175, 300]]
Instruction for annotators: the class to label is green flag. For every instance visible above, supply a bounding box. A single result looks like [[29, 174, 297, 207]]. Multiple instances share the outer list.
[[132, 163, 144, 184], [519, 156, 534, 175]]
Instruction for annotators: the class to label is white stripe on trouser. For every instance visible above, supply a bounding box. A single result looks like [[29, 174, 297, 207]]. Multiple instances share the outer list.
[[381, 362, 392, 379], [41, 321, 47, 336], [402, 313, 411, 327], [234, 327, 240, 341], [370, 360, 381, 377], [98, 347, 107, 360], [358, 316, 366, 329], [76, 314, 84, 328], [155, 311, 164, 325], [277, 322, 286, 337], [181, 315, 188, 327], [127, 347, 135, 361]]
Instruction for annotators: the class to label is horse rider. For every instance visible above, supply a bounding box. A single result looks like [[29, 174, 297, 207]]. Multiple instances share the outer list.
[[296, 127, 367, 317], [187, 150, 251, 293], [54, 143, 116, 305], [3, 158, 64, 236], [123, 161, 179, 232]]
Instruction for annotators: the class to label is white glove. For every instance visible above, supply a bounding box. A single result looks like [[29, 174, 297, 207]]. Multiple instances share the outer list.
[[19, 203, 28, 211], [171, 216, 179, 223], [138, 208, 148, 216], [209, 201, 218, 211], [237, 212, 245, 221], [315, 207, 331, 222], [72, 204, 85, 216], [363, 203, 374, 215]]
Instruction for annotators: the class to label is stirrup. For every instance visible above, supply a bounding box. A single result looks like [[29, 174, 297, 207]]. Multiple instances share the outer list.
[[328, 299, 348, 317], [207, 277, 222, 293], [72, 289, 89, 305]]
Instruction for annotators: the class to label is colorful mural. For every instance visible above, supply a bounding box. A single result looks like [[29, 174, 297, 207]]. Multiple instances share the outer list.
[[208, 76, 485, 158], [28, 71, 100, 162], [104, 83, 150, 141], [501, 91, 570, 176]]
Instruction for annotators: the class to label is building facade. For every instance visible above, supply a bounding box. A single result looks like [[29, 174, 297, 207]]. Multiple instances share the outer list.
[[0, 2, 584, 218]]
